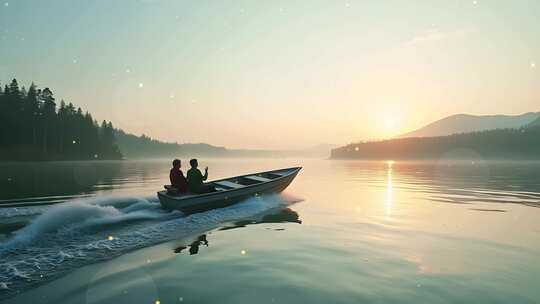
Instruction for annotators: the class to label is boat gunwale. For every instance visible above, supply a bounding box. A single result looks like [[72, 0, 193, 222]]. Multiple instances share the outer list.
[[157, 166, 301, 201]]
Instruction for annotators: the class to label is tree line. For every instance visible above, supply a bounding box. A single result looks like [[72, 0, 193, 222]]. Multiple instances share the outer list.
[[114, 129, 229, 159], [331, 124, 540, 160], [0, 79, 122, 160]]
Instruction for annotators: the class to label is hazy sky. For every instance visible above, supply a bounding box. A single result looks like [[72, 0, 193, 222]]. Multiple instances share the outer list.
[[1, 0, 539, 149]]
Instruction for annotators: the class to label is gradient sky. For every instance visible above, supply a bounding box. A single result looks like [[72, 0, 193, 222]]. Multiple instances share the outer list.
[[1, 0, 539, 149]]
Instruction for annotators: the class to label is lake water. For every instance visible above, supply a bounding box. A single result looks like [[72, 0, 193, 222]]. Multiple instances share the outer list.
[[1, 159, 540, 303]]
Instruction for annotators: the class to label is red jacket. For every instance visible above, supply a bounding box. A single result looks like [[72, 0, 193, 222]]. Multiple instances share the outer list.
[[169, 168, 188, 193]]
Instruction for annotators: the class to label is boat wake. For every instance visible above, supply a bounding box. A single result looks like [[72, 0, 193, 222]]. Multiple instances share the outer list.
[[0, 193, 301, 299]]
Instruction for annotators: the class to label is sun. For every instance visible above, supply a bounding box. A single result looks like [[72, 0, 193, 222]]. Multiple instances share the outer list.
[[379, 113, 401, 137], [383, 113, 401, 130], [384, 116, 397, 129]]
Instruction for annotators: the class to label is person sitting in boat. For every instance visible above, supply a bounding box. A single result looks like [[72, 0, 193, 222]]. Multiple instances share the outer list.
[[169, 159, 188, 194], [187, 159, 215, 194]]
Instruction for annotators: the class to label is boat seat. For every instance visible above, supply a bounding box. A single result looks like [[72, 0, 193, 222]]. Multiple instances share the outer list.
[[270, 171, 288, 177], [214, 186, 228, 192], [245, 175, 272, 182], [164, 185, 180, 195], [214, 181, 245, 189]]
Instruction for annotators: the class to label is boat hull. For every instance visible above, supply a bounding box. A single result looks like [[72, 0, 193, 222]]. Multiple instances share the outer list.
[[157, 167, 300, 214]]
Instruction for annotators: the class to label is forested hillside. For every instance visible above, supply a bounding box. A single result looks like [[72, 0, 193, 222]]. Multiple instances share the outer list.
[[114, 130, 228, 158], [0, 79, 121, 160], [0, 78, 240, 161], [332, 124, 540, 160]]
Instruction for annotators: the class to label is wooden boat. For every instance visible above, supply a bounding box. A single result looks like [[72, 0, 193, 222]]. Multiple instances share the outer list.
[[157, 167, 301, 214]]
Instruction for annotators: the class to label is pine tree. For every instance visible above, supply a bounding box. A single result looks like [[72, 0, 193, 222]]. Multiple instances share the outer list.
[[0, 83, 4, 144], [1, 79, 123, 160], [100, 120, 113, 157], [23, 83, 40, 146], [40, 87, 56, 154], [0, 83, 5, 148], [4, 79, 22, 146], [57, 100, 68, 153]]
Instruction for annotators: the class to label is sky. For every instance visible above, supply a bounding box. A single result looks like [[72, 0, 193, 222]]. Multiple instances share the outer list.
[[0, 0, 539, 149]]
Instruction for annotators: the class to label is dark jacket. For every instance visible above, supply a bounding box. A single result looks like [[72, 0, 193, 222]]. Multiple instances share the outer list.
[[170, 168, 188, 193], [187, 168, 207, 193]]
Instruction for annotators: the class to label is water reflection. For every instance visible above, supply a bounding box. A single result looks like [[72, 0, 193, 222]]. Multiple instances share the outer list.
[[219, 207, 302, 231], [173, 207, 302, 255], [5, 159, 539, 211], [385, 161, 394, 218], [174, 235, 209, 255], [342, 160, 540, 209], [3, 159, 540, 303], [0, 161, 167, 206]]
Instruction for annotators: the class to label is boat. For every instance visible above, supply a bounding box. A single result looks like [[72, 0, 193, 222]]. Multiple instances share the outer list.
[[157, 167, 302, 214]]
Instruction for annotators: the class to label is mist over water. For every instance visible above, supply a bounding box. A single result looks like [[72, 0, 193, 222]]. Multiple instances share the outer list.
[[1, 159, 540, 303]]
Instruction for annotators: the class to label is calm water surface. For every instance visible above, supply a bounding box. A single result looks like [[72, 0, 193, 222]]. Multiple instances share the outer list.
[[1, 159, 540, 303]]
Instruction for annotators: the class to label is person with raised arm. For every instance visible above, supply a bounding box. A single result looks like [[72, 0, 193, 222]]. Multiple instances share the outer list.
[[187, 159, 215, 194]]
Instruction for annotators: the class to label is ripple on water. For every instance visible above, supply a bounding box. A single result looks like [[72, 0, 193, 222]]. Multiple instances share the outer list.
[[0, 193, 300, 300]]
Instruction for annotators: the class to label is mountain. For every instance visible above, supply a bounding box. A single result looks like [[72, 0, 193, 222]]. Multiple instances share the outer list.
[[399, 112, 540, 138]]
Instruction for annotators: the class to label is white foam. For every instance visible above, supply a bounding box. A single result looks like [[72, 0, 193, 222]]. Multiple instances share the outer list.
[[7, 265, 29, 280], [0, 193, 301, 299], [0, 205, 49, 219], [6, 196, 168, 245]]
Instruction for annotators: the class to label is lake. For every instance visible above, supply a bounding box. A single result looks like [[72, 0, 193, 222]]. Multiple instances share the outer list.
[[1, 158, 540, 303]]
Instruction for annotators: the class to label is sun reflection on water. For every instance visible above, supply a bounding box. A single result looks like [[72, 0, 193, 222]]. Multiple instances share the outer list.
[[385, 161, 394, 218]]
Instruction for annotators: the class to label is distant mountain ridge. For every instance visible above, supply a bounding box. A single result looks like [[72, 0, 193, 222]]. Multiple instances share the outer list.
[[399, 112, 540, 138], [115, 130, 335, 159], [114, 130, 228, 158]]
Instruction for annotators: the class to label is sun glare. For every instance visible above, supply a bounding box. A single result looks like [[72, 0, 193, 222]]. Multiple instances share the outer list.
[[380, 113, 401, 136], [384, 117, 397, 129]]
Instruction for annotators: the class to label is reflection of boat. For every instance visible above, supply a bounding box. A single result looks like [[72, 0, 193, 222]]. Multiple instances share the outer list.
[[157, 167, 301, 214], [174, 207, 302, 255], [174, 235, 209, 255], [220, 207, 302, 231]]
